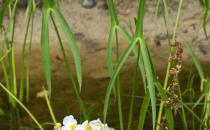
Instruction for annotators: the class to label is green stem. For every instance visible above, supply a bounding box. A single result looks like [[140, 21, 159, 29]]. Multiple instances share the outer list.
[[0, 48, 15, 106], [19, 8, 32, 102], [136, 0, 146, 37], [172, 0, 184, 42], [44, 89, 57, 124], [107, 0, 119, 26], [26, 13, 34, 102], [115, 29, 124, 130], [178, 99, 209, 129], [156, 0, 184, 129], [9, 0, 19, 95], [127, 43, 140, 130], [156, 61, 171, 130], [178, 86, 188, 130]]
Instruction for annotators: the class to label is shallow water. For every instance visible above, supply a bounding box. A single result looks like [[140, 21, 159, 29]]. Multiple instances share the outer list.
[[0, 71, 204, 130]]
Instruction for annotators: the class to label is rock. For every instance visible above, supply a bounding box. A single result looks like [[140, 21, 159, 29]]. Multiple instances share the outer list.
[[82, 0, 96, 9]]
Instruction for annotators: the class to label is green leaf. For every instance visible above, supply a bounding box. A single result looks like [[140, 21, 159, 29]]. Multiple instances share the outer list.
[[52, 8, 82, 90], [118, 26, 132, 41], [140, 39, 156, 130], [19, 0, 36, 102], [156, 81, 209, 129], [103, 38, 137, 123], [0, 0, 13, 27], [41, 9, 52, 97], [107, 27, 115, 76], [118, 26, 147, 91], [138, 91, 150, 130], [107, 0, 119, 26], [187, 45, 205, 91], [50, 15, 88, 119], [179, 98, 209, 129], [165, 109, 174, 130]]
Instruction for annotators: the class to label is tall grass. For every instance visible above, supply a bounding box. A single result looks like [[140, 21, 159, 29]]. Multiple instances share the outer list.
[[0, 82, 44, 130], [0, 0, 210, 129], [104, 0, 157, 130], [105, 0, 209, 130], [19, 0, 35, 102], [0, 0, 86, 129]]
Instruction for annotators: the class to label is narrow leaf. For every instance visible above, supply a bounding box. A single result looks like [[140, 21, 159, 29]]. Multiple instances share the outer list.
[[140, 39, 156, 130], [52, 9, 82, 89], [41, 9, 52, 97], [138, 91, 150, 130], [103, 38, 137, 123]]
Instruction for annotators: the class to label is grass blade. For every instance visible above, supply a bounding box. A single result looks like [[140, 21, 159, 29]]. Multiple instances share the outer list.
[[187, 45, 206, 91], [107, 27, 115, 77], [118, 26, 147, 90], [50, 15, 88, 120], [107, 0, 119, 26], [137, 91, 150, 130], [179, 99, 209, 129], [0, 0, 13, 27], [19, 6, 33, 102], [155, 82, 174, 130], [140, 39, 156, 130], [187, 45, 205, 80], [127, 43, 140, 130], [52, 9, 82, 90], [156, 81, 209, 129], [0, 82, 44, 130], [103, 38, 137, 123], [41, 9, 52, 97]]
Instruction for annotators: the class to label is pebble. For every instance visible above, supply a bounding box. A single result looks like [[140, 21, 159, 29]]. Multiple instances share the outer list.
[[82, 0, 96, 9]]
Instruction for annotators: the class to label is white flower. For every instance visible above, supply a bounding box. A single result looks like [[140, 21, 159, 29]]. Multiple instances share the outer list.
[[76, 120, 101, 130], [61, 115, 114, 130], [75, 120, 88, 130], [89, 119, 102, 129], [62, 115, 77, 130], [89, 119, 112, 130], [87, 123, 101, 130]]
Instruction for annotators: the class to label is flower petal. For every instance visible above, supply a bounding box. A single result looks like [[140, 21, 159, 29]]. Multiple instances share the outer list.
[[76, 124, 86, 130], [81, 120, 88, 126], [61, 126, 69, 130], [89, 118, 102, 125], [63, 115, 77, 126], [89, 124, 101, 130]]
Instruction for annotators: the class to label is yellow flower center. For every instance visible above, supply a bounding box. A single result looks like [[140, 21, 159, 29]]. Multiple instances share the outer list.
[[86, 125, 92, 130], [70, 124, 76, 130]]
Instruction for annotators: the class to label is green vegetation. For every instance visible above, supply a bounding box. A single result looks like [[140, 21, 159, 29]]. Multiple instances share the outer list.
[[0, 0, 209, 129]]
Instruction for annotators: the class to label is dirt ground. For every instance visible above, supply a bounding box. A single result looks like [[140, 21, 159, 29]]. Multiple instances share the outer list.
[[0, 0, 210, 129]]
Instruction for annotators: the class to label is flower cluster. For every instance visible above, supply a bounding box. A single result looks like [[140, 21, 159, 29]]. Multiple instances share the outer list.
[[165, 42, 183, 115], [161, 42, 183, 130], [56, 115, 114, 130]]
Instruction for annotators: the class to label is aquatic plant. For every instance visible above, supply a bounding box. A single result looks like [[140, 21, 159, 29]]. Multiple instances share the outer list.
[[0, 0, 210, 130]]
